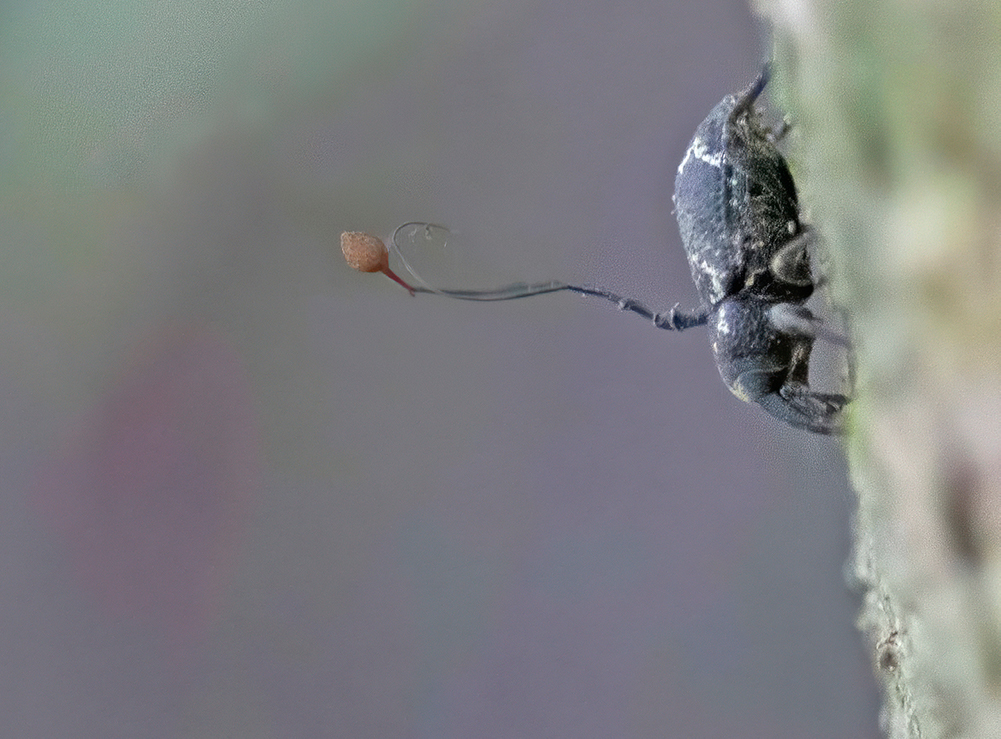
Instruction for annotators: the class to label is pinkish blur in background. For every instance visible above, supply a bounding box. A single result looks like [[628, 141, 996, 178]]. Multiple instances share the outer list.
[[1, 1, 878, 736]]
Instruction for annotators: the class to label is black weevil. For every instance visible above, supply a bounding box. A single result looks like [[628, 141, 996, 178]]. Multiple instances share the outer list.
[[341, 67, 850, 434], [671, 66, 849, 433]]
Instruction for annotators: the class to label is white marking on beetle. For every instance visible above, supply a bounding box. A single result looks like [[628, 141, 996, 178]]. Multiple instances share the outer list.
[[698, 258, 725, 301], [729, 378, 752, 403], [677, 137, 725, 175], [717, 312, 731, 335]]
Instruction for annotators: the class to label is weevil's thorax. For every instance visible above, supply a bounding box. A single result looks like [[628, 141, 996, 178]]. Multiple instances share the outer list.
[[674, 93, 809, 308], [708, 297, 802, 403]]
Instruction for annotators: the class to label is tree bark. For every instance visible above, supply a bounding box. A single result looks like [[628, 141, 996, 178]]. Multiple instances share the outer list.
[[753, 1, 1001, 736]]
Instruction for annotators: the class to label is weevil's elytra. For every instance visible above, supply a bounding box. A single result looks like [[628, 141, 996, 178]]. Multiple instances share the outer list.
[[675, 72, 806, 308], [343, 67, 850, 434]]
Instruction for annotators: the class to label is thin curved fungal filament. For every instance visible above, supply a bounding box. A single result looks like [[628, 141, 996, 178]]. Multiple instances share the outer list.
[[341, 223, 708, 330]]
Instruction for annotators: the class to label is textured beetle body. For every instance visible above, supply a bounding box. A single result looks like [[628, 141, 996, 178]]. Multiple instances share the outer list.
[[673, 68, 848, 433], [675, 73, 810, 307]]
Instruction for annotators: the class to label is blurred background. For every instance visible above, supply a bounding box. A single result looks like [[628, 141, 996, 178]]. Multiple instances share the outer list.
[[1, 0, 879, 736]]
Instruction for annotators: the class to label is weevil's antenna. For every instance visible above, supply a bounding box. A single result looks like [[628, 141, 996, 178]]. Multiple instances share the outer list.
[[340, 225, 708, 331]]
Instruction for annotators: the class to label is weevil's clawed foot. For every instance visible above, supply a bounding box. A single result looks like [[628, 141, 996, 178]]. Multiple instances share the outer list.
[[757, 383, 849, 435]]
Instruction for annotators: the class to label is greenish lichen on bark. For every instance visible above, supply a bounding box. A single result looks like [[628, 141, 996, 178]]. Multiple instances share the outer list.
[[752, 1, 1001, 737]]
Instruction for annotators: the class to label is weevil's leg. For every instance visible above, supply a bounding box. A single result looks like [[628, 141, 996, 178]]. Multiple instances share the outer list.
[[726, 360, 846, 434], [756, 384, 848, 435], [793, 226, 839, 290], [731, 324, 848, 433], [769, 303, 850, 347], [769, 303, 816, 338], [768, 116, 793, 143], [773, 225, 844, 291], [769, 229, 815, 288], [767, 337, 848, 434], [788, 338, 813, 385]]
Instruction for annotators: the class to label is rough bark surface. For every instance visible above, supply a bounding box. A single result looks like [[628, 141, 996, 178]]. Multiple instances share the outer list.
[[752, 2, 1001, 737]]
